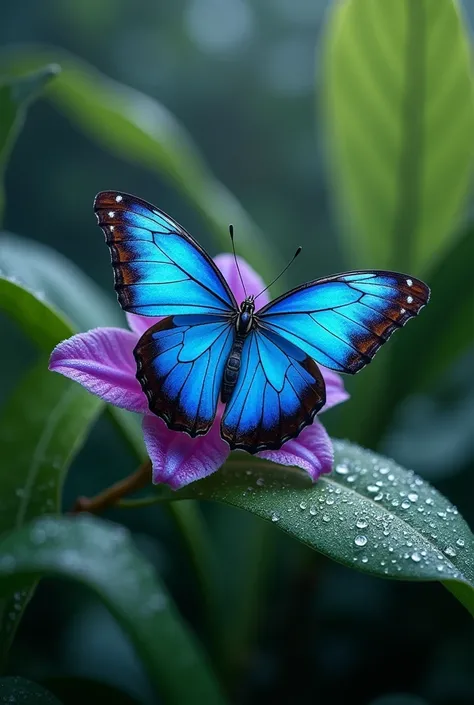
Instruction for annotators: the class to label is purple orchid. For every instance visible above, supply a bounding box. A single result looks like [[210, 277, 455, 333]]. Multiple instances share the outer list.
[[49, 254, 349, 490]]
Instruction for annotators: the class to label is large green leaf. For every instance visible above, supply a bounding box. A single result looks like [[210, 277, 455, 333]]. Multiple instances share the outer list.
[[167, 440, 474, 617], [324, 0, 474, 272], [0, 677, 62, 704], [0, 275, 71, 349], [0, 64, 59, 223], [0, 233, 123, 332], [0, 47, 276, 280], [0, 516, 226, 705], [0, 361, 103, 665]]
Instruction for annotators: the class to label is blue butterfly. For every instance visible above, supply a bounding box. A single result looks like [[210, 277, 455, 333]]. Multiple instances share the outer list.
[[94, 191, 430, 454]]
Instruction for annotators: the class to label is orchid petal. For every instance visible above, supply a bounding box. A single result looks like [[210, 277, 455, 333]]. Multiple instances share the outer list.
[[143, 415, 230, 490], [126, 312, 162, 337], [49, 328, 148, 414], [214, 253, 269, 308], [258, 419, 333, 481], [320, 367, 350, 412]]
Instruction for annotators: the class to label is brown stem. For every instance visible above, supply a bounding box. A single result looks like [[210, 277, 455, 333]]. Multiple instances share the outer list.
[[71, 460, 152, 515]]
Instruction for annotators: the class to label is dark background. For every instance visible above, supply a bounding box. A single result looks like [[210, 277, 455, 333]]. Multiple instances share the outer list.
[[0, 1, 473, 704]]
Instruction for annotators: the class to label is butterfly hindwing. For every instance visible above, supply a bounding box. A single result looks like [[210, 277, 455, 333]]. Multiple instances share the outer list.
[[257, 271, 430, 373], [94, 191, 237, 317], [220, 329, 326, 453], [134, 314, 235, 436]]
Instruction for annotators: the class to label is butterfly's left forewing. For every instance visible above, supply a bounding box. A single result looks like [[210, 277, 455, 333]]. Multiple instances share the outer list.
[[135, 314, 235, 436], [220, 329, 325, 453], [258, 271, 430, 373]]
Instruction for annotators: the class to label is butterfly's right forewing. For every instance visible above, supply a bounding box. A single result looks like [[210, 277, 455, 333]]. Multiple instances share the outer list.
[[94, 191, 237, 317]]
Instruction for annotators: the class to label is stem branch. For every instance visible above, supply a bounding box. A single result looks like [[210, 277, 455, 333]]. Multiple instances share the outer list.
[[71, 460, 152, 514]]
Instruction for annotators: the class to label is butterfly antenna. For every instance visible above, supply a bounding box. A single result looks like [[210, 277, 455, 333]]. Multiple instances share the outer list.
[[229, 224, 248, 298], [254, 246, 302, 301]]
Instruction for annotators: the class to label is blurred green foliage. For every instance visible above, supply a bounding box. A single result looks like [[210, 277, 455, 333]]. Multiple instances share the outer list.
[[0, 1, 473, 704]]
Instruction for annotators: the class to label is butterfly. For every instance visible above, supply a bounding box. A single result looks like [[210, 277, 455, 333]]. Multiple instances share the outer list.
[[94, 191, 430, 454]]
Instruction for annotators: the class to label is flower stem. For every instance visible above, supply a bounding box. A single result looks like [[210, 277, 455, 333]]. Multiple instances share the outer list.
[[71, 460, 152, 514]]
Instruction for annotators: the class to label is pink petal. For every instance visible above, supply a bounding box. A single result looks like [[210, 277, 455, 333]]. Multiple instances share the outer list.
[[258, 419, 333, 481], [126, 312, 162, 337], [214, 253, 269, 308], [320, 367, 350, 412], [143, 415, 230, 490], [49, 328, 148, 414]]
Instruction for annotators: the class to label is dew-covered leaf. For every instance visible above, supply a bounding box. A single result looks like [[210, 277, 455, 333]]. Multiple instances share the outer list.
[[0, 676, 63, 704], [174, 441, 474, 617], [0, 64, 59, 222], [0, 46, 276, 279], [0, 516, 226, 705], [0, 360, 103, 664], [324, 0, 474, 271]]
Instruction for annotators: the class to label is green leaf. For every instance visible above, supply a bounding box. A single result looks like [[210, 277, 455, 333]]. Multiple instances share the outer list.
[[324, 0, 474, 271], [0, 46, 276, 280], [0, 360, 103, 665], [0, 274, 71, 350], [0, 516, 226, 705], [0, 677, 62, 704], [0, 64, 60, 223], [0, 232, 123, 332], [172, 440, 474, 617]]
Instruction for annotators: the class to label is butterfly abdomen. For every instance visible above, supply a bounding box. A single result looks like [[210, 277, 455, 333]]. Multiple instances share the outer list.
[[221, 334, 246, 404]]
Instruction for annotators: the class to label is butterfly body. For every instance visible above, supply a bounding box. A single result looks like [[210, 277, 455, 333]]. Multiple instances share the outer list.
[[94, 191, 430, 454]]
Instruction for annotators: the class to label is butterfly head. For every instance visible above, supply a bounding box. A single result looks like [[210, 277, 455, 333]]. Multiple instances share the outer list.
[[236, 296, 255, 335]]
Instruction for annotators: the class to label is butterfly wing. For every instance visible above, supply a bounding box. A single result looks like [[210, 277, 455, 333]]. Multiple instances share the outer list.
[[94, 191, 237, 317], [257, 271, 430, 373], [220, 329, 326, 453], [134, 314, 235, 436]]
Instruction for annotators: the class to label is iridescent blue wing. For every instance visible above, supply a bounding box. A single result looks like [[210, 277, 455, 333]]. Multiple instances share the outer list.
[[94, 191, 237, 316], [221, 329, 325, 453], [257, 271, 430, 373], [134, 314, 235, 436]]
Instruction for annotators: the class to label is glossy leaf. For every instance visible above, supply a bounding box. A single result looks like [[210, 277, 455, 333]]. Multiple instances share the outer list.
[[0, 677, 62, 704], [0, 360, 103, 664], [0, 47, 276, 280], [0, 516, 226, 705], [171, 440, 474, 617], [0, 274, 71, 350], [0, 233, 123, 332], [0, 65, 59, 222], [324, 0, 474, 271]]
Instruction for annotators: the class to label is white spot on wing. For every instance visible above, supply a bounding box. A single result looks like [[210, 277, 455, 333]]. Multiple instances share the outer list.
[[109, 225, 114, 232], [108, 211, 115, 218], [406, 278, 413, 286], [407, 296, 413, 304], [115, 194, 123, 202], [400, 308, 406, 314]]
